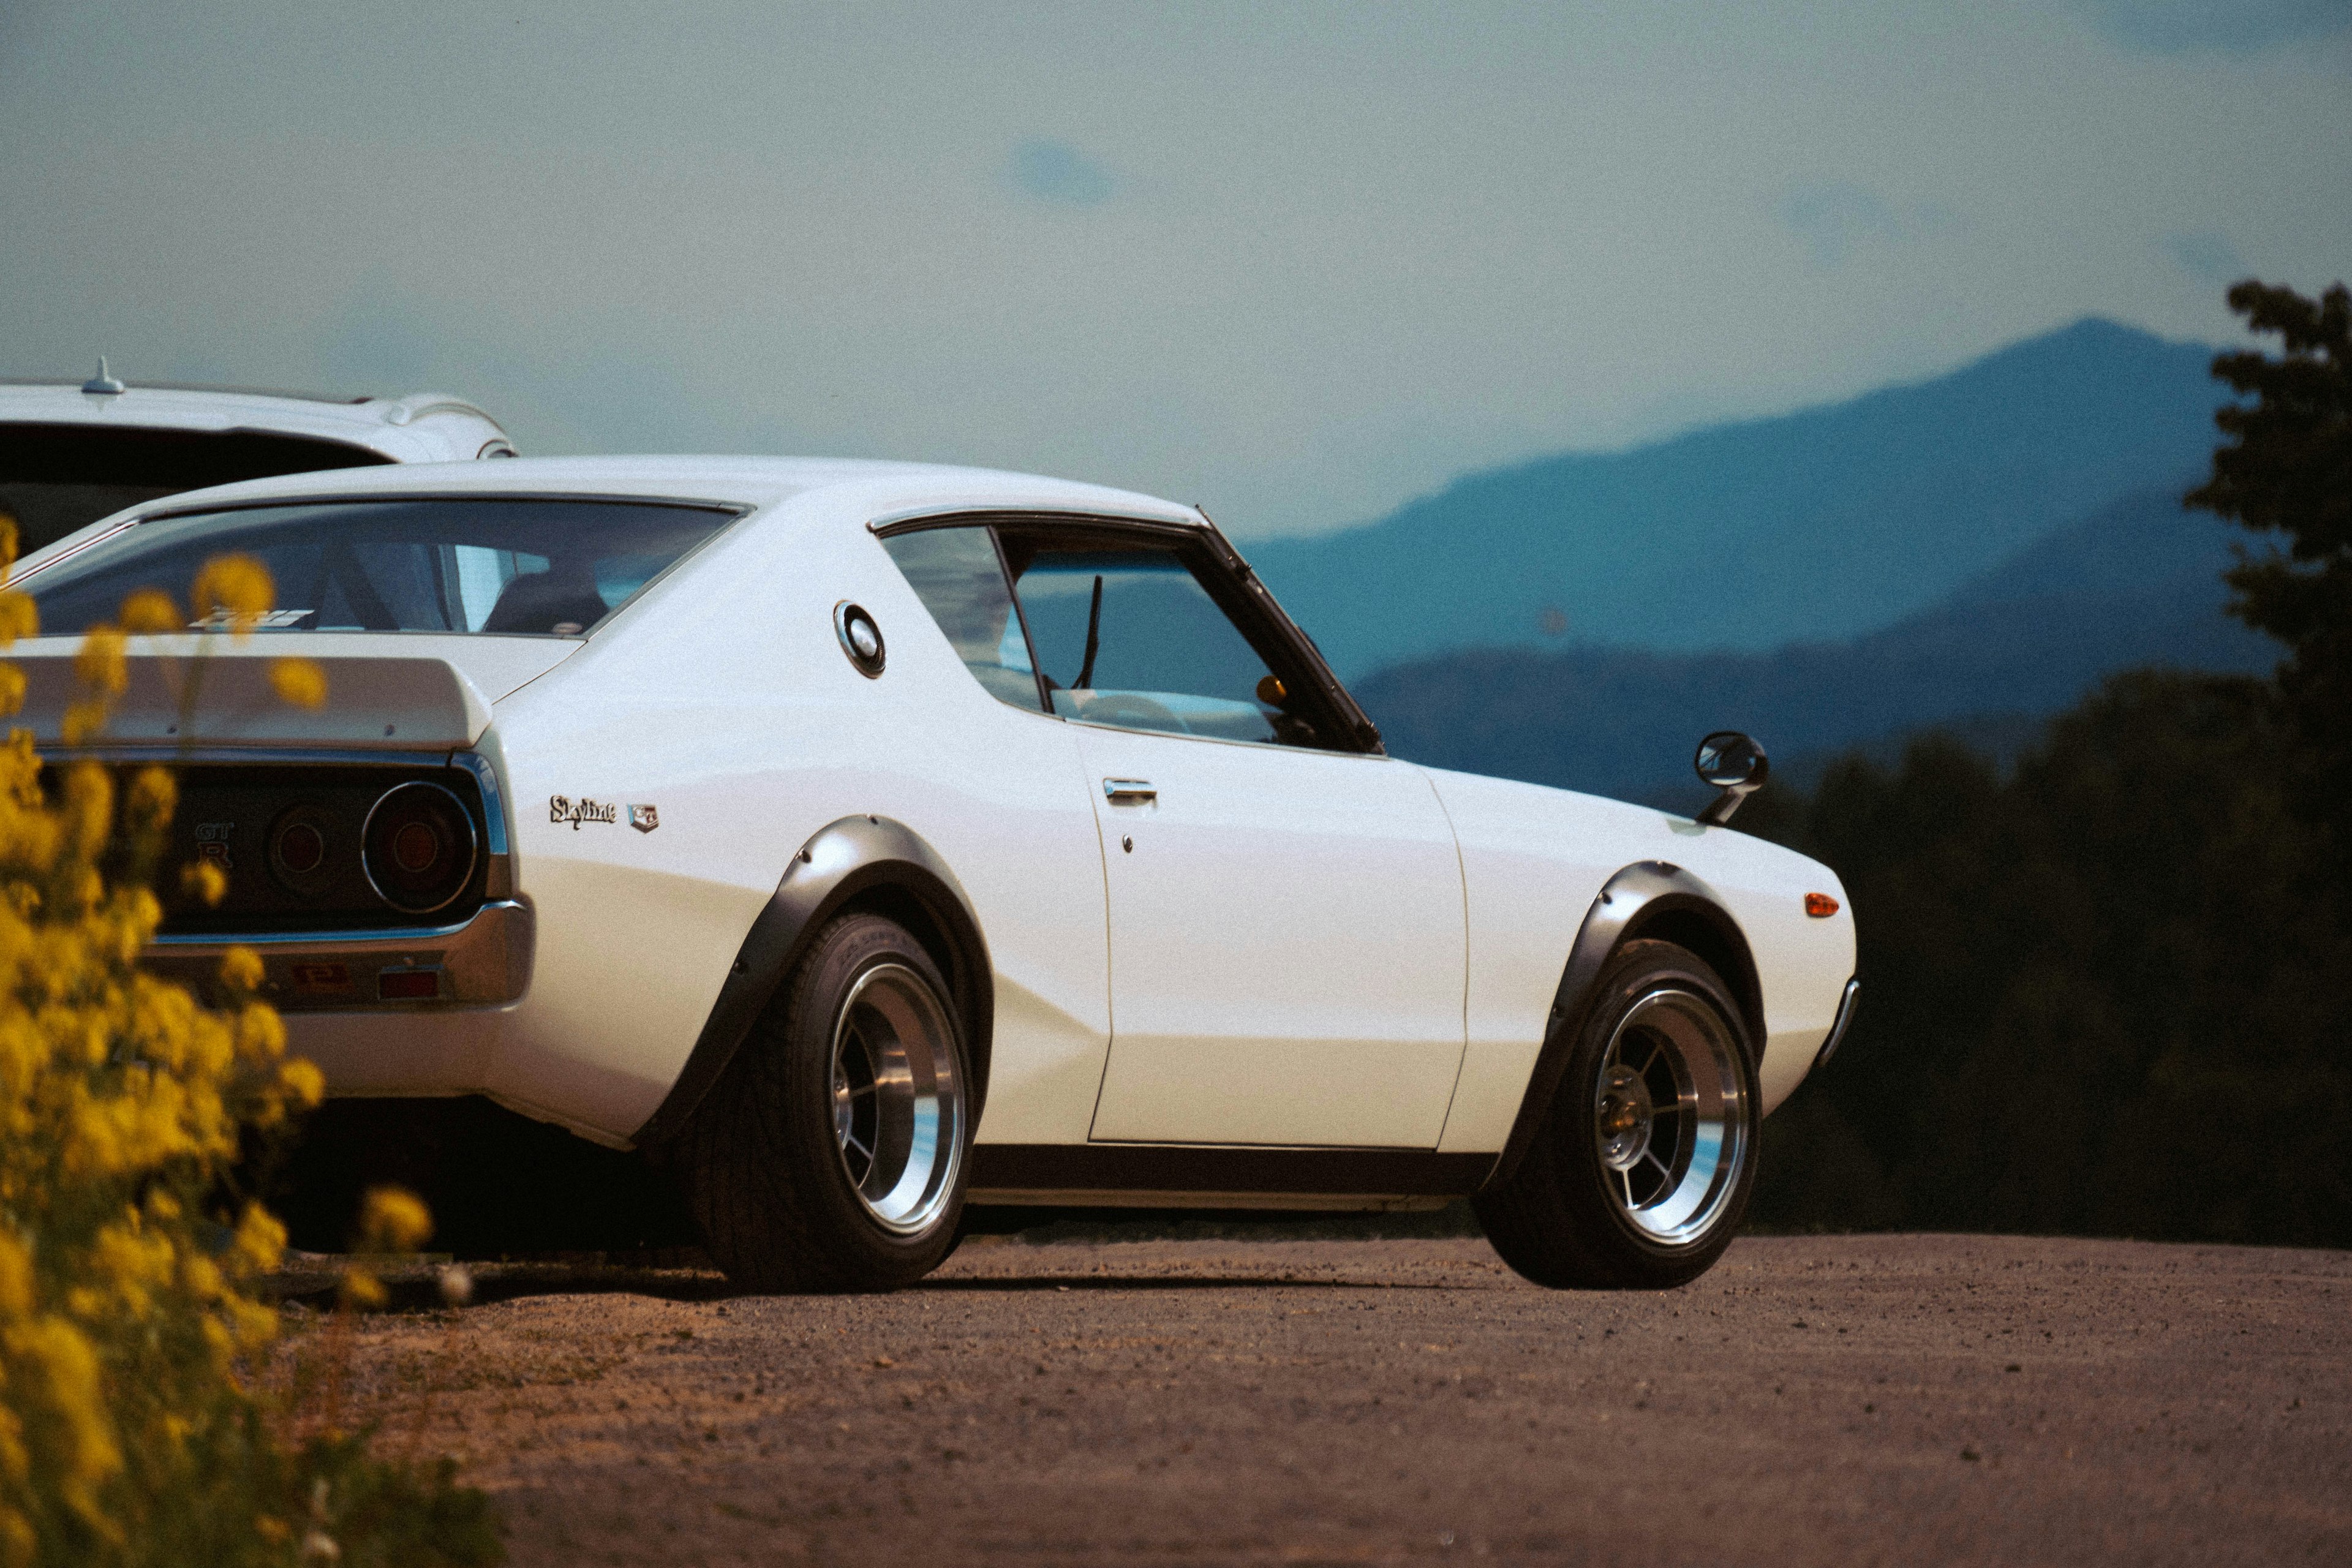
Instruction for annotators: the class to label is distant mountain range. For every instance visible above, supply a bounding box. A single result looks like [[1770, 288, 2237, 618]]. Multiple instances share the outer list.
[[1244, 318, 2226, 677], [1353, 486, 2277, 810]]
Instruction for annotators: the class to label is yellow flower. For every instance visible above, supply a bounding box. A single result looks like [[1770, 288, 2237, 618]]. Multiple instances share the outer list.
[[339, 1270, 387, 1311], [269, 657, 328, 710], [4, 1315, 122, 1534], [179, 860, 227, 908], [189, 554, 274, 638], [0, 592, 36, 647], [217, 946, 265, 994], [72, 628, 127, 698], [358, 1186, 433, 1255], [59, 698, 110, 747], [277, 1057, 324, 1110], [123, 767, 175, 846], [117, 590, 181, 638]]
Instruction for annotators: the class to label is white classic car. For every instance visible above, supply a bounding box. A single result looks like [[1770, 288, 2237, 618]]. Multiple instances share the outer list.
[[10, 455, 1857, 1292], [0, 363, 514, 557]]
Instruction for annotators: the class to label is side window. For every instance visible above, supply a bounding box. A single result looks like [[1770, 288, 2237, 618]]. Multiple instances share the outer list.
[[998, 533, 1317, 747], [877, 526, 1044, 710]]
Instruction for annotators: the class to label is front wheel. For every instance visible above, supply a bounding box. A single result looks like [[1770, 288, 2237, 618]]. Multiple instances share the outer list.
[[1474, 939, 1758, 1289], [674, 911, 970, 1292]]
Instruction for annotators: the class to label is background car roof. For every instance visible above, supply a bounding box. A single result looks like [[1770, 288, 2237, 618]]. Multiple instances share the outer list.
[[0, 379, 513, 464], [97, 454, 1207, 530]]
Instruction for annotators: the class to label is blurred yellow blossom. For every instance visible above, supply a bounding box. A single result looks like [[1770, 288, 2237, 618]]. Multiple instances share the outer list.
[[72, 628, 127, 699], [268, 658, 328, 711], [189, 556, 273, 638], [357, 1188, 432, 1256], [178, 859, 227, 909], [0, 594, 36, 649], [0, 555, 497, 1564], [116, 592, 180, 639], [217, 946, 265, 993]]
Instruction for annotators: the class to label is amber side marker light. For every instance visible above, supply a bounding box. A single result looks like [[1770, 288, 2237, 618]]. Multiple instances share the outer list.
[[1804, 892, 1840, 918]]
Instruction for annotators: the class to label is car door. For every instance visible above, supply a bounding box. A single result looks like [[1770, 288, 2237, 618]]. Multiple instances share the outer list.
[[996, 521, 1468, 1148]]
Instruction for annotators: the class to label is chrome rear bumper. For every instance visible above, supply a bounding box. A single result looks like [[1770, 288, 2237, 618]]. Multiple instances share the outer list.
[[143, 898, 534, 1009]]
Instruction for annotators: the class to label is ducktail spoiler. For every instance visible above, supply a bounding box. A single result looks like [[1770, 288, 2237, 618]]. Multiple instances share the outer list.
[[6, 643, 492, 751]]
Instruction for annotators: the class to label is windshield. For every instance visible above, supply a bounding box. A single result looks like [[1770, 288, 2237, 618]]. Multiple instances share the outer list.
[[22, 497, 739, 638]]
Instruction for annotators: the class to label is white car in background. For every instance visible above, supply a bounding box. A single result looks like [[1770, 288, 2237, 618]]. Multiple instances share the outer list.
[[7, 454, 1858, 1294], [0, 361, 514, 558]]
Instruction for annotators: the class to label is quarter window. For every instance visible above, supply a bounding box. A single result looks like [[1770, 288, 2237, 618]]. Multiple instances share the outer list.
[[875, 526, 1044, 710]]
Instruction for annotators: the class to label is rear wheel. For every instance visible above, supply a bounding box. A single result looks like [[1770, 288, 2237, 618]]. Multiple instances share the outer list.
[[1474, 939, 1758, 1289], [674, 912, 970, 1292]]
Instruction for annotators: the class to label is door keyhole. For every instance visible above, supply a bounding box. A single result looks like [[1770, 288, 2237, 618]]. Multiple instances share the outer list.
[[1121, 835, 1133, 853]]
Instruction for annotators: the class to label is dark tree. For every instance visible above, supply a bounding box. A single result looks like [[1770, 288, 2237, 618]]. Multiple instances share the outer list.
[[2187, 280, 2352, 762]]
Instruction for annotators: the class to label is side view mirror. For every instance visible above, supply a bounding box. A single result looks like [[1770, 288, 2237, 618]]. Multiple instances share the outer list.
[[1694, 731, 1768, 826]]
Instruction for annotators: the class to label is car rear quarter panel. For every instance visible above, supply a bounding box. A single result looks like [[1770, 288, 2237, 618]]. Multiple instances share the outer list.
[[480, 491, 1113, 1145], [1422, 767, 1854, 1154]]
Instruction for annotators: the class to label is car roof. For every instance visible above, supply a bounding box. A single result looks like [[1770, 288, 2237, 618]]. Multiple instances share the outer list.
[[108, 454, 1207, 529], [0, 376, 513, 463]]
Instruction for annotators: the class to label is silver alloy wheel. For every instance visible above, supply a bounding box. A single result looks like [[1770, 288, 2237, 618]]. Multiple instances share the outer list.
[[1590, 986, 1748, 1246], [828, 960, 963, 1235]]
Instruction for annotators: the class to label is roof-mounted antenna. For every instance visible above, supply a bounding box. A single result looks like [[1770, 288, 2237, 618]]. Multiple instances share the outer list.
[[81, 358, 126, 396]]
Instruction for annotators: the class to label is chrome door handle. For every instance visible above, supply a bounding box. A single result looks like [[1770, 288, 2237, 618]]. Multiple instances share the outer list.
[[1102, 778, 1157, 804]]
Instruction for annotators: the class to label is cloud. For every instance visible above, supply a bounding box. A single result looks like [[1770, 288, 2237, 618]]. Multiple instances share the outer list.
[[2163, 229, 2247, 283], [2073, 0, 2352, 55], [1006, 140, 1116, 207], [1779, 183, 1903, 269]]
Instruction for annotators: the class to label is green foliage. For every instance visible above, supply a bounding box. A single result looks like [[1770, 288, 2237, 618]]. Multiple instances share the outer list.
[[2189, 280, 2352, 790], [1740, 280, 2352, 1246], [1744, 671, 2352, 1245]]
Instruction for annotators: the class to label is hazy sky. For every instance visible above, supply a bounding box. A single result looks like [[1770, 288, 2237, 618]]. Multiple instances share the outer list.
[[2, 1, 2346, 538]]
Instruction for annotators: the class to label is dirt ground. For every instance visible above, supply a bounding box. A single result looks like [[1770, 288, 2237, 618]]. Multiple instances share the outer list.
[[292, 1232, 2351, 1566]]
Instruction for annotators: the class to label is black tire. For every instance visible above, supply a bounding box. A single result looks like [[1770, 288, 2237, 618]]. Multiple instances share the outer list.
[[1474, 938, 1759, 1290], [674, 911, 971, 1293]]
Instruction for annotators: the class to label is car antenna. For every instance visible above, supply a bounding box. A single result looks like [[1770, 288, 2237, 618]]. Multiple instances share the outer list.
[[82, 357, 126, 395], [1073, 575, 1104, 690]]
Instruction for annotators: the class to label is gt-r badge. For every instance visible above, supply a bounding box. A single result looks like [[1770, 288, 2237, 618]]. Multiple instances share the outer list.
[[194, 821, 235, 870], [628, 804, 660, 833], [549, 795, 619, 830]]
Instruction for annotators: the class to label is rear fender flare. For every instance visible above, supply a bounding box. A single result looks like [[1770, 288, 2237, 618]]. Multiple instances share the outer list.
[[630, 815, 993, 1148], [1481, 860, 1762, 1191]]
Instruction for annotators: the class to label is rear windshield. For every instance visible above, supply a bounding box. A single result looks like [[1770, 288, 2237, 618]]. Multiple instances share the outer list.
[[21, 497, 739, 638]]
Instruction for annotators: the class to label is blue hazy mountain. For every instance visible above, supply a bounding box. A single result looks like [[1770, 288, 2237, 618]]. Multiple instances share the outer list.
[[1353, 487, 2275, 809], [1245, 319, 2225, 678]]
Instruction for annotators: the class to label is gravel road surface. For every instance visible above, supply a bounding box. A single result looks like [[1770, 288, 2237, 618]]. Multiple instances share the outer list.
[[298, 1234, 2350, 1566]]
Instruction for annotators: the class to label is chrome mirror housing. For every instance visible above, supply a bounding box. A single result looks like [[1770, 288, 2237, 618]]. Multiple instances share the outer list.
[[1694, 731, 1768, 826]]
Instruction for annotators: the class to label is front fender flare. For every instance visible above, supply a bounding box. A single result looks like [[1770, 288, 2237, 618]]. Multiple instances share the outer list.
[[630, 815, 993, 1148], [1481, 860, 1761, 1191]]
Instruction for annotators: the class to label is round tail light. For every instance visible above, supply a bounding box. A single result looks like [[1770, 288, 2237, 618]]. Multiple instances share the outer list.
[[361, 782, 480, 915], [267, 805, 337, 894]]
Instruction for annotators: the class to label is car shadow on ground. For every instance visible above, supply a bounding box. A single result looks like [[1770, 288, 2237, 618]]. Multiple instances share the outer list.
[[915, 1275, 1478, 1294], [271, 1259, 1501, 1311]]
